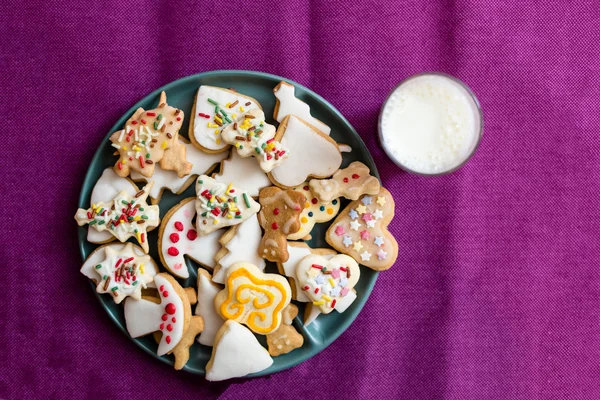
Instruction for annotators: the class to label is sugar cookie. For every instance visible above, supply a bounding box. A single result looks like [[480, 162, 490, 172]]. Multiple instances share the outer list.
[[215, 262, 291, 334], [257, 186, 305, 262], [213, 150, 271, 197], [268, 115, 342, 189], [110, 91, 191, 178], [205, 320, 273, 381], [190, 86, 261, 153], [158, 198, 222, 278], [326, 188, 398, 270], [288, 182, 340, 240], [273, 81, 331, 135], [266, 304, 304, 356], [195, 269, 225, 346], [303, 289, 357, 326], [309, 161, 380, 203], [75, 182, 159, 253]]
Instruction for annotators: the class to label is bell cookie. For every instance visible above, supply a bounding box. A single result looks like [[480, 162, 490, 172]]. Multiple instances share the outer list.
[[288, 182, 340, 240], [190, 86, 261, 153], [309, 161, 380, 203], [75, 182, 159, 253], [257, 186, 306, 262], [212, 214, 266, 284], [326, 188, 398, 270], [195, 175, 260, 235], [273, 81, 331, 135], [268, 115, 342, 189], [205, 320, 273, 381], [124, 273, 204, 370], [158, 197, 222, 278], [110, 91, 191, 178], [219, 109, 288, 172], [214, 262, 291, 334]]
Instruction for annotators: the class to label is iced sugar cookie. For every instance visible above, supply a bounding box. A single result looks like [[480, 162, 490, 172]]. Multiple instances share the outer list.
[[80, 242, 159, 303], [213, 150, 271, 197], [303, 289, 358, 326], [296, 254, 360, 314], [190, 86, 261, 153], [257, 186, 305, 262], [268, 115, 342, 189], [131, 138, 227, 204], [309, 161, 380, 203], [205, 321, 273, 381], [195, 175, 260, 235], [288, 182, 340, 240], [212, 214, 266, 284], [110, 91, 191, 178], [158, 198, 222, 278], [326, 188, 398, 271], [124, 273, 204, 370], [215, 262, 291, 334], [195, 269, 225, 346], [273, 81, 331, 135], [220, 109, 288, 172], [75, 182, 159, 253], [87, 168, 139, 244]]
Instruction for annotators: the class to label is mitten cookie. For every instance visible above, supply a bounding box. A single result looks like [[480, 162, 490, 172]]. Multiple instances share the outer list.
[[124, 273, 204, 370], [309, 161, 380, 203], [190, 86, 261, 153], [268, 115, 342, 189], [75, 182, 159, 253], [326, 188, 398, 271], [215, 262, 291, 334], [257, 186, 306, 262], [220, 109, 288, 172], [110, 91, 191, 178]]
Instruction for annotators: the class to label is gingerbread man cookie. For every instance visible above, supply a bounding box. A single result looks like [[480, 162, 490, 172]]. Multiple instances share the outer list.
[[309, 161, 381, 203], [74, 182, 159, 253], [110, 91, 191, 178], [124, 273, 204, 370], [288, 182, 340, 240], [326, 187, 398, 271], [219, 109, 288, 172], [265, 304, 304, 356], [215, 262, 291, 334], [257, 186, 306, 262]]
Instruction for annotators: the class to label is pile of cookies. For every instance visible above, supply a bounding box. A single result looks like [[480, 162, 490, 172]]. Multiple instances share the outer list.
[[75, 82, 398, 381]]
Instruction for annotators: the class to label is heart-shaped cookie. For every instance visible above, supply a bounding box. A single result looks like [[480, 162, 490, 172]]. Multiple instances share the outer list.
[[268, 115, 342, 189], [325, 187, 398, 271], [295, 254, 361, 314]]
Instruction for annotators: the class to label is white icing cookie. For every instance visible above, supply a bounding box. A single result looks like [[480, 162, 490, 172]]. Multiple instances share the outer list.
[[213, 150, 271, 197], [296, 254, 360, 314], [205, 320, 273, 381], [124, 274, 186, 356], [269, 115, 342, 189], [288, 182, 340, 240], [194, 175, 260, 235], [273, 81, 331, 135], [158, 198, 222, 278], [75, 182, 159, 253], [190, 86, 261, 152], [303, 289, 357, 326], [195, 269, 225, 346], [131, 139, 227, 203], [220, 109, 288, 172], [212, 214, 266, 284], [87, 168, 138, 243]]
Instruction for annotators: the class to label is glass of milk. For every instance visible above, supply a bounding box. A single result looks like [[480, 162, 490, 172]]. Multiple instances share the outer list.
[[378, 73, 483, 175]]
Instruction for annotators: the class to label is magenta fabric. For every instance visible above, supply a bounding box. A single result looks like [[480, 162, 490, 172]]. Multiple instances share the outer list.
[[1, 0, 598, 399]]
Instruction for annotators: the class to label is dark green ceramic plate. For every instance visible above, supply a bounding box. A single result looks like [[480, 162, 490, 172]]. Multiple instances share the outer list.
[[77, 70, 379, 376]]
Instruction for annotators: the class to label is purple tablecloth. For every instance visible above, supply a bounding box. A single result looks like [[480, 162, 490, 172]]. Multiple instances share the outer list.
[[1, 1, 598, 399]]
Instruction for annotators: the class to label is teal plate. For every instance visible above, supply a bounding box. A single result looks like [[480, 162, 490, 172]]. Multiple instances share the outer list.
[[78, 70, 379, 377]]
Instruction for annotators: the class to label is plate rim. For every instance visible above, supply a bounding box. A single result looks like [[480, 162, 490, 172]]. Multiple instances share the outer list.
[[77, 69, 380, 377]]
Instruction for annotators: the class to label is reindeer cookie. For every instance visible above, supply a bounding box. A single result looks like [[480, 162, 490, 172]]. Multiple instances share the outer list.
[[124, 273, 204, 370], [309, 161, 381, 203], [74, 182, 159, 253], [215, 262, 291, 334], [265, 304, 304, 356], [326, 187, 398, 271], [110, 91, 191, 178], [257, 186, 306, 262]]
